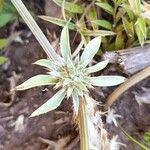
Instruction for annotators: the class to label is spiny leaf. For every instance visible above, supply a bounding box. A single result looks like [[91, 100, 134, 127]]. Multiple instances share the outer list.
[[39, 16, 76, 30], [90, 76, 126, 87], [60, 26, 71, 61], [72, 90, 79, 113], [96, 2, 114, 15], [16, 75, 57, 90], [53, 0, 84, 14], [92, 20, 112, 30], [86, 60, 109, 73], [33, 59, 56, 70], [30, 89, 66, 117], [0, 39, 8, 49], [0, 56, 7, 64], [80, 36, 101, 67]]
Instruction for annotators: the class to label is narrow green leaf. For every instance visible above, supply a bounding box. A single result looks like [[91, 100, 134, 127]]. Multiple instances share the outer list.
[[92, 20, 112, 30], [72, 90, 79, 113], [80, 36, 101, 67], [0, 56, 7, 64], [122, 17, 134, 37], [39, 16, 76, 30], [0, 13, 14, 27], [86, 7, 98, 30], [115, 32, 125, 50], [30, 89, 66, 117], [86, 60, 109, 73], [60, 26, 71, 61], [90, 76, 126, 87], [82, 30, 115, 37], [53, 0, 84, 14], [96, 2, 114, 15], [135, 18, 147, 46], [16, 75, 57, 90], [0, 39, 8, 49]]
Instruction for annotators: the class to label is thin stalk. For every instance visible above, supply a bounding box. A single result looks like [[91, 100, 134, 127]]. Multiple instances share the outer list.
[[11, 0, 60, 61], [78, 97, 90, 150]]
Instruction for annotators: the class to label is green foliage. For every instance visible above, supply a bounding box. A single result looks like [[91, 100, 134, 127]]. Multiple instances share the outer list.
[[0, 56, 7, 64], [0, 38, 8, 49], [38, 0, 150, 50], [144, 131, 150, 144], [0, 0, 17, 27]]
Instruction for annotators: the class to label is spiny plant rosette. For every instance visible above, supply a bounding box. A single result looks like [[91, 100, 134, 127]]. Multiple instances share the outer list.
[[16, 26, 125, 117]]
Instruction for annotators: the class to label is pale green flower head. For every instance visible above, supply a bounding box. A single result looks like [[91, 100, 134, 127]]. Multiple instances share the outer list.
[[16, 26, 126, 117]]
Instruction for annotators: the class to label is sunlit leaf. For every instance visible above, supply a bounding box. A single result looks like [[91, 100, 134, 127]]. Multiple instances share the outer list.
[[128, 0, 141, 15], [0, 39, 7, 49], [39, 16, 76, 30], [30, 89, 66, 117], [135, 18, 147, 46], [60, 26, 71, 60], [0, 56, 7, 64], [53, 0, 84, 13], [16, 75, 57, 90], [90, 76, 126, 87], [92, 20, 111, 30], [86, 60, 109, 73], [96, 2, 114, 15], [80, 36, 101, 67]]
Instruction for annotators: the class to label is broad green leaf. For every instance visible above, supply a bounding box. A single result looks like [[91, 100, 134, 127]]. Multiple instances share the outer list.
[[82, 30, 115, 37], [16, 75, 57, 90], [80, 36, 101, 67], [33, 59, 57, 70], [0, 39, 7, 49], [90, 76, 126, 87], [144, 131, 150, 144], [0, 56, 7, 64], [0, 0, 4, 11], [39, 16, 76, 30], [0, 13, 14, 27], [92, 20, 112, 30], [86, 60, 109, 73], [60, 26, 71, 61], [30, 89, 66, 117], [96, 2, 114, 15], [72, 90, 79, 113], [53, 0, 84, 14]]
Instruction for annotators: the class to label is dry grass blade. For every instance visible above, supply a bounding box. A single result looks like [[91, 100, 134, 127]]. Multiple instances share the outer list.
[[106, 66, 150, 107]]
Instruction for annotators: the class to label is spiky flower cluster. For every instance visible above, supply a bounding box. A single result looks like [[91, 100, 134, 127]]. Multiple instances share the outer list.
[[16, 26, 125, 117]]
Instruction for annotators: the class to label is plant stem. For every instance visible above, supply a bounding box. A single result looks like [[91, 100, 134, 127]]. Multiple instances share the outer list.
[[78, 97, 90, 150]]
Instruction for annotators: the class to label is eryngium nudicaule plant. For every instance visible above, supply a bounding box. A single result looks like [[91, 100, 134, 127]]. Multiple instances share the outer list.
[[16, 26, 126, 117]]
